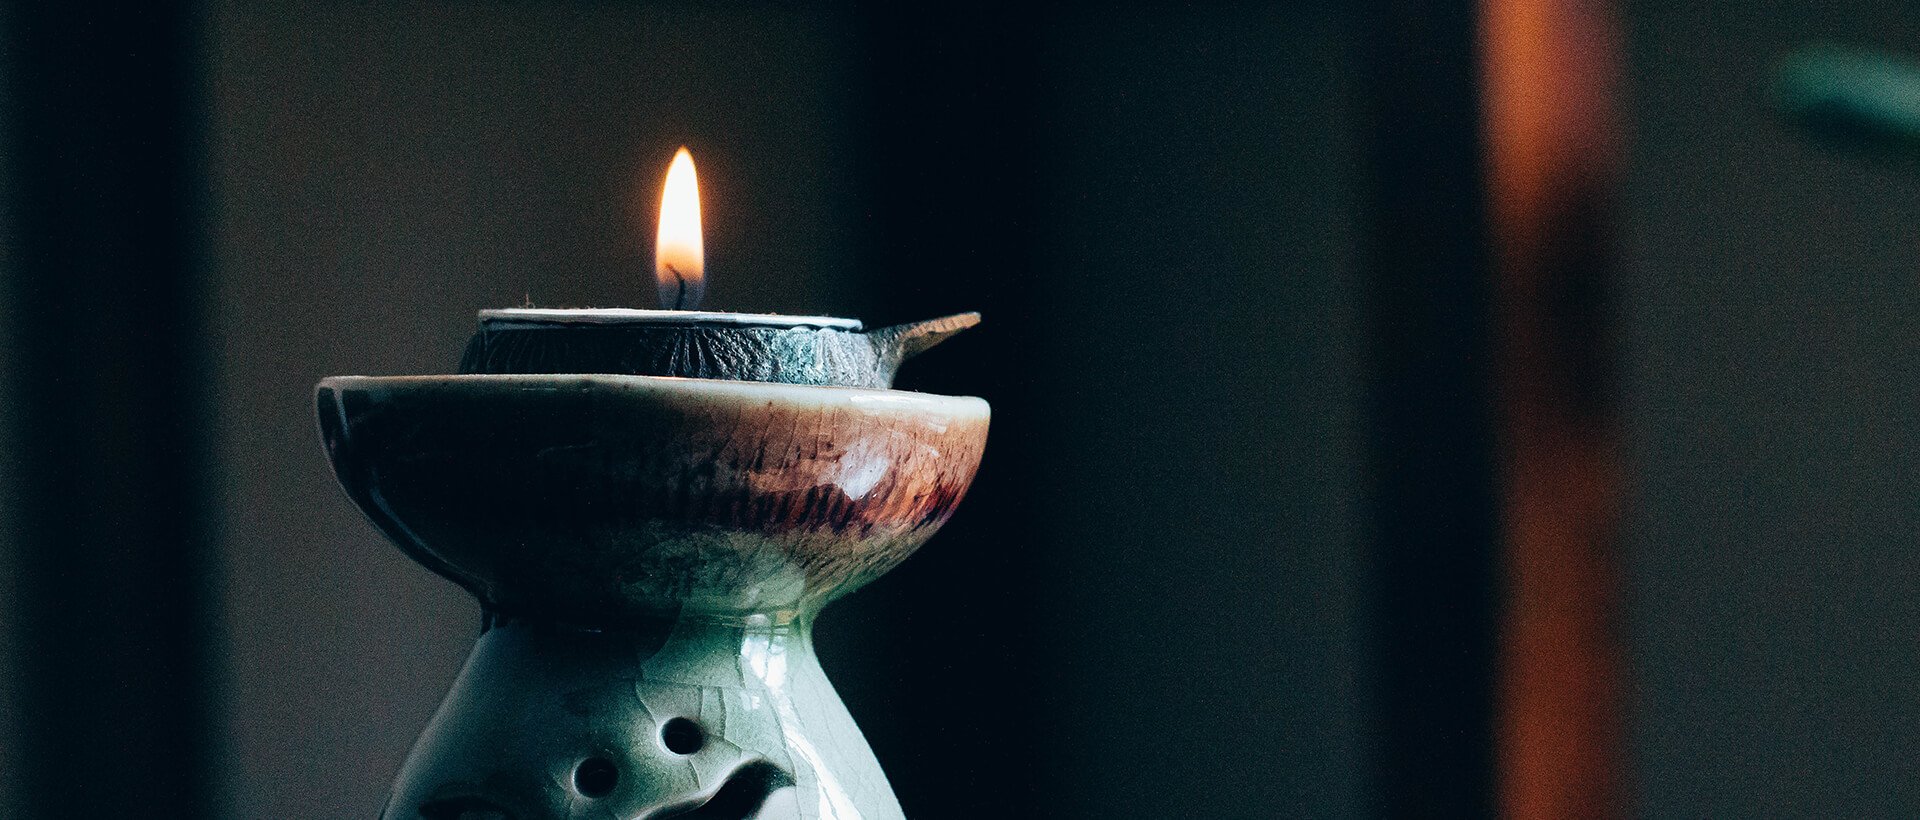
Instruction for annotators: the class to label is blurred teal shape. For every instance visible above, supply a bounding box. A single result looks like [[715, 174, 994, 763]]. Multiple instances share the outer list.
[[1778, 44, 1920, 157]]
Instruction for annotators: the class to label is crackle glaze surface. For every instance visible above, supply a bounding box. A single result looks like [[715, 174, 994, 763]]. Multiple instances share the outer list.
[[385, 618, 888, 820], [317, 374, 989, 624], [318, 374, 988, 820]]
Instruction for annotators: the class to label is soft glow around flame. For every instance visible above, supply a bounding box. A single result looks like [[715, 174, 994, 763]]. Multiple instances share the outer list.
[[654, 146, 705, 310]]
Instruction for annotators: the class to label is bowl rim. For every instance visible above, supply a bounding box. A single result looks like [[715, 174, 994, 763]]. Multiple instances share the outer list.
[[316, 373, 990, 420]]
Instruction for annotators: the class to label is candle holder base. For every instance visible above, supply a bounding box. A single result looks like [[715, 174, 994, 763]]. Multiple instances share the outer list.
[[318, 374, 989, 820], [389, 615, 886, 820]]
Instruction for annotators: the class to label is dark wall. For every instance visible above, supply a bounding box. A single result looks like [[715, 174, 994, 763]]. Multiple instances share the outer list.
[[1622, 0, 1920, 815], [1032, 6, 1370, 815], [0, 5, 214, 819]]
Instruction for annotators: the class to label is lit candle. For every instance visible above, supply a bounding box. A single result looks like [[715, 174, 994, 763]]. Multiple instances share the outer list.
[[461, 147, 977, 387], [655, 146, 704, 311]]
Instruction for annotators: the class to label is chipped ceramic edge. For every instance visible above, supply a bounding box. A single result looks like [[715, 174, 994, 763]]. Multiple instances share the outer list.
[[318, 373, 990, 420]]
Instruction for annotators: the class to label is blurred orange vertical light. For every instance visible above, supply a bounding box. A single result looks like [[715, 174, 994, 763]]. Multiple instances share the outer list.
[[1478, 0, 1628, 817]]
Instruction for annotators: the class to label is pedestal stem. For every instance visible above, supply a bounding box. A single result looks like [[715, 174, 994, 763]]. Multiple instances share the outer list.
[[384, 615, 900, 820]]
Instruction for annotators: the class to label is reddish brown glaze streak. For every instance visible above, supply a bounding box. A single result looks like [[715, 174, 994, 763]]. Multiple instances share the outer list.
[[317, 374, 989, 626]]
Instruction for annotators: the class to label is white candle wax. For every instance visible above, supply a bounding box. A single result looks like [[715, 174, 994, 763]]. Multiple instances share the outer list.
[[478, 308, 862, 331]]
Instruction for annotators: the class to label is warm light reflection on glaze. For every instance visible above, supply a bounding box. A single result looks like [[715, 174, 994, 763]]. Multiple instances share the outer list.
[[318, 375, 989, 621], [742, 620, 863, 819]]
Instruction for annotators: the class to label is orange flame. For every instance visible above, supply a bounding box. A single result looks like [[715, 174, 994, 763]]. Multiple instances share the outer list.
[[654, 147, 704, 309]]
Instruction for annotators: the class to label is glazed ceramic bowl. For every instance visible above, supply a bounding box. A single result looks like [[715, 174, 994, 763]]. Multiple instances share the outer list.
[[316, 374, 989, 625]]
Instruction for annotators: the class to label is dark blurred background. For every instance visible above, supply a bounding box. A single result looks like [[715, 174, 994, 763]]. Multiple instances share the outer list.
[[2, 1, 1918, 818]]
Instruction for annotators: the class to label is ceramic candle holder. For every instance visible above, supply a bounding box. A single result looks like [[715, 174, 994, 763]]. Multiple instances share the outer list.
[[318, 318, 987, 820]]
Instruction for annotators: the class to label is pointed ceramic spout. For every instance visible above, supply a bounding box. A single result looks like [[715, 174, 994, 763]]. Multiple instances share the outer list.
[[867, 311, 982, 371]]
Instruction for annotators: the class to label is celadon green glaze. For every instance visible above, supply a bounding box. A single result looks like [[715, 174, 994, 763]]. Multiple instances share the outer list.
[[318, 374, 989, 820], [391, 616, 888, 819]]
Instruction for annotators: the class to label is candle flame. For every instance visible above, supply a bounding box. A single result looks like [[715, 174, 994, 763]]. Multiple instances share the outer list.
[[654, 146, 704, 310]]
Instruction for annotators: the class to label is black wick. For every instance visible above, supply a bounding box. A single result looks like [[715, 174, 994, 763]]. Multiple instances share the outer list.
[[665, 264, 689, 310]]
